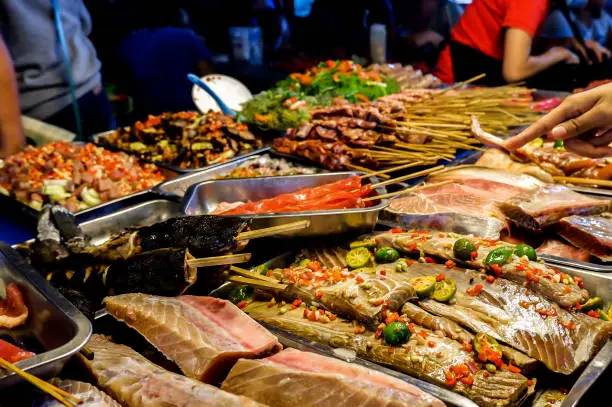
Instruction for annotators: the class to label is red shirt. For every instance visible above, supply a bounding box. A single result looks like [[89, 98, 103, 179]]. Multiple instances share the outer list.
[[435, 0, 549, 84]]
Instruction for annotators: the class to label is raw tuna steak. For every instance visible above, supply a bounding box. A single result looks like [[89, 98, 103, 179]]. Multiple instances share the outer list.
[[556, 214, 612, 262]]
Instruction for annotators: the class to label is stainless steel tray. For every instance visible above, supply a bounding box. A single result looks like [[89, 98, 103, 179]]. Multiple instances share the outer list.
[[212, 251, 610, 407], [155, 151, 323, 199], [94, 129, 270, 174], [182, 172, 389, 237], [0, 243, 91, 388]]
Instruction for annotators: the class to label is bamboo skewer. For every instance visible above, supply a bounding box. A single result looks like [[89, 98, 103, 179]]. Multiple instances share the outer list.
[[228, 276, 288, 291], [345, 163, 391, 179], [357, 161, 426, 179], [229, 266, 280, 284], [0, 358, 81, 407], [235, 220, 311, 241], [187, 253, 252, 268], [371, 165, 445, 188], [363, 180, 455, 202], [553, 176, 612, 188]]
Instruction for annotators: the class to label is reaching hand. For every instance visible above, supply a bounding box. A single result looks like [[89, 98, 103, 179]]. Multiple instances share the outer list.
[[504, 83, 612, 157]]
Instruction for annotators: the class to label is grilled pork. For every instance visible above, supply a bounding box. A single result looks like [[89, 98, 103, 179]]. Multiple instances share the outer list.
[[222, 348, 445, 407], [80, 335, 266, 407], [104, 294, 281, 383]]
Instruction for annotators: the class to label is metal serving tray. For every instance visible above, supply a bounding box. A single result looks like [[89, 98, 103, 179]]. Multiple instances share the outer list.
[[0, 243, 91, 388], [94, 129, 270, 174], [155, 151, 323, 199], [182, 172, 389, 237], [211, 251, 611, 407]]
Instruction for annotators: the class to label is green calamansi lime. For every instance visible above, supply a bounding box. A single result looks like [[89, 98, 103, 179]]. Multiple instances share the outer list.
[[409, 276, 437, 298], [514, 244, 537, 261], [484, 247, 513, 266], [383, 321, 411, 345], [375, 247, 400, 263], [432, 278, 457, 302], [453, 238, 477, 261], [346, 247, 372, 269]]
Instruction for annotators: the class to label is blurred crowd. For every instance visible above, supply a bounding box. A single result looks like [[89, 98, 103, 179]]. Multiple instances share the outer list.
[[1, 0, 612, 157]]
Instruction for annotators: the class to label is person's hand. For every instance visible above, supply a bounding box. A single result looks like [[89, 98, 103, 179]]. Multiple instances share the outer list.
[[504, 82, 612, 157], [584, 40, 611, 63], [551, 46, 580, 65]]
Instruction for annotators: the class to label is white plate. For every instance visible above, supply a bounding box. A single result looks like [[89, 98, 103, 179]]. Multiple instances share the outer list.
[[191, 74, 253, 113]]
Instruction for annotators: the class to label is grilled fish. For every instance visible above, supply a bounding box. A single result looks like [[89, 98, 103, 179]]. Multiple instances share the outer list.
[[242, 301, 529, 407], [375, 230, 589, 307], [35, 379, 121, 407], [79, 334, 266, 407], [498, 185, 610, 231], [104, 294, 281, 383], [387, 261, 612, 374], [222, 348, 445, 407], [556, 214, 612, 262]]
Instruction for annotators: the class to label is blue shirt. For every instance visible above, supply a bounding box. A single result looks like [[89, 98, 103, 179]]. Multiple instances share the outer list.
[[119, 27, 210, 116], [0, 0, 101, 119], [541, 9, 612, 45]]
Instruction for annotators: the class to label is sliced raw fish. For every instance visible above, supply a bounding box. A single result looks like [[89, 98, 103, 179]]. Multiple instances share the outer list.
[[386, 262, 612, 375], [242, 301, 529, 407], [498, 185, 610, 231], [80, 335, 266, 407], [385, 183, 507, 239], [222, 348, 445, 407], [35, 379, 121, 407], [375, 230, 589, 307], [556, 214, 612, 262], [536, 239, 592, 263], [474, 149, 554, 182], [104, 294, 281, 383]]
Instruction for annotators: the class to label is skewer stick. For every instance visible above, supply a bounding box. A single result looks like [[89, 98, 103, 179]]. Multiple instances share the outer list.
[[433, 73, 487, 96], [371, 165, 445, 188], [187, 253, 251, 268], [228, 276, 288, 290], [235, 220, 311, 241], [553, 176, 612, 188], [229, 266, 280, 284], [0, 358, 81, 407], [363, 180, 455, 202], [358, 161, 426, 179], [345, 163, 391, 179]]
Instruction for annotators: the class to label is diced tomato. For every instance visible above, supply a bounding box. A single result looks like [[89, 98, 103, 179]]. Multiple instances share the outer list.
[[445, 371, 456, 387], [427, 341, 436, 348]]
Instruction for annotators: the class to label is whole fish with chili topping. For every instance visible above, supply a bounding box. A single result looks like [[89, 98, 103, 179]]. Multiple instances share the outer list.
[[221, 348, 445, 407], [262, 261, 416, 327], [556, 214, 612, 262], [374, 230, 589, 308], [104, 294, 281, 383], [241, 300, 529, 407], [383, 261, 612, 375], [79, 334, 266, 407]]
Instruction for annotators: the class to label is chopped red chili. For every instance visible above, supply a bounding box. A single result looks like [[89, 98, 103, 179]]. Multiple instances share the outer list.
[[436, 273, 446, 282], [236, 300, 248, 309]]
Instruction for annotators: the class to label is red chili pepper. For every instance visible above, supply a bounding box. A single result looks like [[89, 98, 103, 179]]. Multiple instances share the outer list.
[[379, 270, 387, 276], [356, 276, 365, 284], [491, 264, 502, 277], [573, 276, 584, 288], [507, 364, 521, 374], [236, 300, 248, 309], [445, 260, 456, 269], [315, 290, 323, 299], [587, 310, 601, 318], [485, 275, 496, 283], [425, 257, 436, 264], [460, 376, 474, 386], [292, 299, 303, 308], [390, 228, 406, 233], [466, 284, 484, 296], [436, 273, 446, 282], [469, 251, 478, 261]]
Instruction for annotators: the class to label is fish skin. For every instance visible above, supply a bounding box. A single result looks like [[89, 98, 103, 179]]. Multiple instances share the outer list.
[[387, 261, 612, 375], [556, 215, 612, 262], [242, 301, 529, 407], [498, 185, 611, 231], [222, 349, 445, 407], [104, 294, 281, 383], [268, 266, 416, 327], [35, 379, 121, 407], [375, 231, 590, 308], [80, 334, 267, 407]]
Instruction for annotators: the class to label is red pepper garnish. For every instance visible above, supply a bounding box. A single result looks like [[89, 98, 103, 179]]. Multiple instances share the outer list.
[[356, 276, 365, 284], [315, 290, 323, 299], [427, 341, 436, 348], [469, 251, 478, 261], [379, 270, 387, 276], [573, 276, 584, 288], [491, 264, 502, 277], [460, 376, 474, 386], [291, 299, 303, 309], [507, 364, 521, 374], [485, 275, 495, 283], [236, 300, 248, 309], [390, 228, 406, 233], [445, 260, 456, 269], [436, 273, 446, 282], [425, 257, 436, 264], [587, 310, 600, 318], [527, 379, 534, 386], [466, 284, 484, 296], [409, 242, 418, 251], [562, 320, 576, 330]]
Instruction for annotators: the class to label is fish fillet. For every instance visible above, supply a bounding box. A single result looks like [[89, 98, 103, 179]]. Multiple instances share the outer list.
[[475, 149, 554, 182], [104, 294, 281, 383], [242, 301, 529, 407], [498, 185, 610, 231], [375, 230, 590, 308], [536, 239, 592, 263], [80, 334, 266, 407], [387, 262, 612, 375], [222, 348, 445, 407], [35, 379, 121, 407], [556, 215, 612, 262]]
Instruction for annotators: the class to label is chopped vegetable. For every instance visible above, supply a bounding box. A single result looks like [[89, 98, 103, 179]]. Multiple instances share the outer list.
[[395, 259, 409, 273], [383, 321, 411, 345], [484, 247, 513, 267], [453, 238, 477, 261], [598, 309, 610, 321], [374, 247, 400, 263], [410, 276, 437, 298], [474, 333, 503, 358], [514, 244, 537, 261], [580, 297, 603, 312], [346, 247, 372, 269], [252, 264, 269, 275], [228, 285, 253, 304], [298, 259, 312, 267], [432, 278, 457, 302]]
